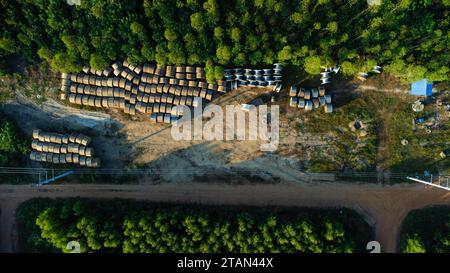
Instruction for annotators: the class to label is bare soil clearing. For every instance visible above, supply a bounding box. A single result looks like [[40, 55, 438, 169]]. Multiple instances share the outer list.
[[2, 86, 306, 182], [1, 181, 449, 253]]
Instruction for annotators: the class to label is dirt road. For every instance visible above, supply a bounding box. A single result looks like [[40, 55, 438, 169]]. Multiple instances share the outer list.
[[1, 182, 449, 253]]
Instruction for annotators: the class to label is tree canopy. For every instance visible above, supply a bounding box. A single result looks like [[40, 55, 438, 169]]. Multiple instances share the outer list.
[[0, 0, 448, 82], [400, 207, 450, 253], [17, 198, 374, 253]]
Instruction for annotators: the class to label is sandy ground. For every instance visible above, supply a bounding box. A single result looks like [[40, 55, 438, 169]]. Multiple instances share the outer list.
[[2, 87, 303, 181], [4, 87, 345, 187], [1, 181, 449, 253]]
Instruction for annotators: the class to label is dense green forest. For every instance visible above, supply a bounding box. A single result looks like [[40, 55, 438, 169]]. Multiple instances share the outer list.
[[17, 198, 373, 253], [0, 0, 448, 83], [399, 206, 450, 253]]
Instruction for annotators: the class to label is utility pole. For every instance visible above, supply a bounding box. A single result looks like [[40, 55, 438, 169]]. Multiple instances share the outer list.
[[37, 170, 74, 186]]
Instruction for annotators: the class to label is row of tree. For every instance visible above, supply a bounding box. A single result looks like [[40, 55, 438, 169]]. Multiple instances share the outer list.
[[0, 0, 448, 83], [17, 198, 373, 253]]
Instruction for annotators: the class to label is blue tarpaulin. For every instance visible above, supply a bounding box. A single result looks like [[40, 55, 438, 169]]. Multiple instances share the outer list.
[[410, 79, 432, 96]]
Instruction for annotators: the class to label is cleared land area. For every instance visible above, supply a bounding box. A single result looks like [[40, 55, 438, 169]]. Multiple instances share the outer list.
[[1, 71, 448, 185]]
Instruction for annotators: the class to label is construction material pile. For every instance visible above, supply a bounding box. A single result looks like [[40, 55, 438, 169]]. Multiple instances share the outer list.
[[320, 66, 340, 85], [30, 129, 101, 167], [223, 63, 283, 90], [289, 86, 333, 113], [60, 61, 224, 124], [357, 66, 382, 81]]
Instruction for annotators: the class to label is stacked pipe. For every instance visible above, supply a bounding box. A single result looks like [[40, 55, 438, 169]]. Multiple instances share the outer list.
[[289, 86, 333, 113], [60, 73, 70, 100], [320, 66, 340, 85], [223, 63, 283, 90], [357, 66, 382, 81], [30, 129, 101, 167], [63, 61, 220, 125]]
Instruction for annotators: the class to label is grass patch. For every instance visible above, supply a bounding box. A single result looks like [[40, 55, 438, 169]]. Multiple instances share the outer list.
[[388, 97, 449, 174], [14, 63, 59, 103], [302, 92, 379, 172], [0, 75, 15, 103], [301, 91, 449, 175]]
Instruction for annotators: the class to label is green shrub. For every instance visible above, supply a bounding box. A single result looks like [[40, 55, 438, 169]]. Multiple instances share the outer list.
[[399, 206, 450, 253], [0, 118, 30, 166]]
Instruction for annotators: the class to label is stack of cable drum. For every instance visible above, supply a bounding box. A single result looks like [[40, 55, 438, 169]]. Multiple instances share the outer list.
[[61, 60, 222, 125], [289, 85, 333, 113], [30, 129, 101, 167]]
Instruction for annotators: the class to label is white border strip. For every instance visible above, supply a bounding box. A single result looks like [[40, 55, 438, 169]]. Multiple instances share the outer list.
[[406, 176, 450, 191]]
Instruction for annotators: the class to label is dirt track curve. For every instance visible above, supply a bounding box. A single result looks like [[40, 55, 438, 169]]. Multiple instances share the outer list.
[[1, 182, 449, 253]]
